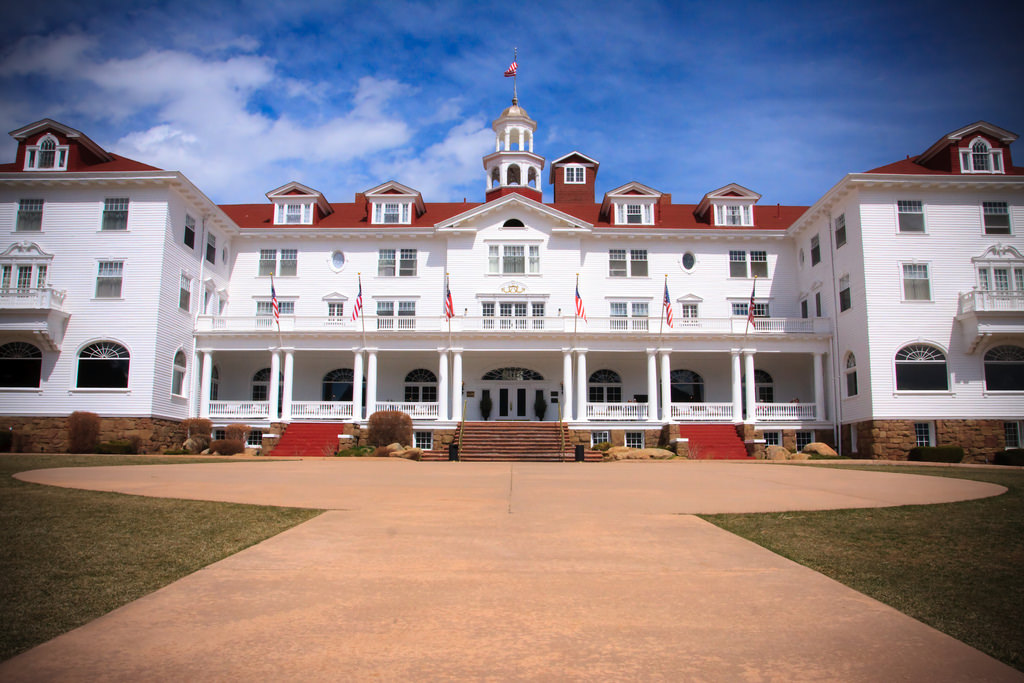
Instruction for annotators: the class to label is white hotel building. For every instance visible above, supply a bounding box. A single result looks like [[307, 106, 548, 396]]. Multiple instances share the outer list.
[[0, 101, 1021, 459]]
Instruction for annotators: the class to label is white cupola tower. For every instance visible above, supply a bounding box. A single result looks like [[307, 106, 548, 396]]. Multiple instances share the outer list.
[[482, 98, 545, 202]]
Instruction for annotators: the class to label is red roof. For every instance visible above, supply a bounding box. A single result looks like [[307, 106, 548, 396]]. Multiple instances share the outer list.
[[865, 155, 1024, 176], [0, 153, 161, 173], [221, 202, 481, 229]]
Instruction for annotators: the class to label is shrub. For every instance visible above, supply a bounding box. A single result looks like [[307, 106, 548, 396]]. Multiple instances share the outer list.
[[366, 411, 413, 447], [994, 449, 1024, 467], [67, 411, 101, 453], [593, 441, 612, 452], [163, 448, 191, 455], [183, 418, 213, 437], [209, 439, 245, 456], [336, 445, 374, 457], [534, 394, 547, 421], [479, 393, 492, 421], [907, 446, 965, 463], [224, 424, 250, 442], [95, 440, 138, 455]]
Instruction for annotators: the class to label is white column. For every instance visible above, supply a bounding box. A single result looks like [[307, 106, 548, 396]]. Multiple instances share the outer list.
[[200, 351, 213, 419], [269, 350, 281, 420], [451, 349, 463, 421], [352, 349, 364, 421], [576, 348, 588, 421], [646, 349, 659, 422], [743, 350, 756, 424], [365, 348, 378, 417], [659, 349, 671, 423], [282, 349, 294, 421], [731, 349, 742, 423], [562, 348, 574, 421], [504, 128, 511, 151], [813, 351, 825, 422], [437, 349, 450, 421]]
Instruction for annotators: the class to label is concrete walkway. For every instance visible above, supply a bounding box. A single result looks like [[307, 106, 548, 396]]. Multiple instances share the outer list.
[[4, 460, 1020, 681]]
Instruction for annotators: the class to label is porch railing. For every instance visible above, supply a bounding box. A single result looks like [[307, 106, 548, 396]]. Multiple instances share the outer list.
[[374, 401, 439, 418], [208, 400, 270, 419], [290, 401, 354, 420], [586, 402, 649, 420], [670, 402, 734, 421], [0, 286, 67, 310], [755, 403, 817, 421], [958, 289, 1024, 314]]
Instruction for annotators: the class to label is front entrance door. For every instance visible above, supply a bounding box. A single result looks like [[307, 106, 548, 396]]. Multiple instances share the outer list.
[[498, 386, 529, 419]]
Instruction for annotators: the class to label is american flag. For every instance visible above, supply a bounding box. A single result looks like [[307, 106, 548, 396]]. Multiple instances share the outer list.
[[746, 277, 757, 330], [444, 275, 454, 320], [663, 280, 673, 328], [575, 284, 587, 322], [270, 275, 280, 324], [504, 61, 518, 77], [351, 277, 363, 321]]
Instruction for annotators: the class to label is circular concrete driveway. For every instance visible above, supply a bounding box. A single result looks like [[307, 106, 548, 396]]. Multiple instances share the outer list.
[[14, 458, 1007, 514]]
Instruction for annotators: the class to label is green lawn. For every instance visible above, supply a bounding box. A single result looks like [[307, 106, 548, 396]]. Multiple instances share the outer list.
[[701, 464, 1024, 672], [0, 454, 322, 662]]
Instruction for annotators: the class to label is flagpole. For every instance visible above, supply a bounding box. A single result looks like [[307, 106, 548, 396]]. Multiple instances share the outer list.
[[573, 273, 579, 337], [512, 46, 518, 104], [745, 275, 757, 336], [659, 274, 666, 338], [271, 274, 283, 349], [358, 273, 367, 349]]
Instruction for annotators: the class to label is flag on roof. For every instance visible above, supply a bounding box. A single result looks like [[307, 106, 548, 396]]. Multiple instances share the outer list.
[[504, 61, 518, 77]]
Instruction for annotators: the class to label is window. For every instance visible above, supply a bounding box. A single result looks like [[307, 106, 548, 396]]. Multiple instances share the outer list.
[[960, 138, 1004, 173], [376, 300, 416, 329], [564, 166, 585, 184], [256, 300, 293, 317], [750, 251, 768, 278], [605, 249, 649, 277], [810, 235, 821, 266], [715, 204, 752, 227], [330, 250, 346, 271], [0, 341, 42, 387], [796, 431, 813, 451], [77, 341, 130, 389], [206, 232, 216, 264], [728, 248, 767, 279], [670, 370, 704, 403], [246, 431, 263, 449], [914, 422, 935, 447], [378, 249, 396, 276], [845, 353, 858, 397], [328, 302, 345, 319], [834, 214, 847, 247], [680, 303, 698, 320], [740, 369, 774, 404], [591, 431, 610, 448], [378, 249, 417, 276], [984, 345, 1024, 391], [171, 350, 187, 396], [588, 369, 622, 403], [488, 245, 538, 275], [322, 368, 356, 401], [763, 431, 781, 446], [615, 202, 653, 225], [902, 263, 931, 300], [681, 252, 696, 271], [800, 299, 808, 319], [1006, 422, 1022, 449], [414, 431, 433, 450], [252, 368, 284, 404], [609, 302, 649, 331], [16, 199, 43, 232], [729, 251, 747, 278], [372, 202, 410, 225], [839, 274, 852, 311], [101, 198, 129, 231], [184, 215, 195, 249], [280, 249, 297, 276], [625, 431, 645, 448], [895, 344, 948, 391], [24, 134, 68, 170], [815, 292, 822, 317], [178, 273, 191, 311], [259, 249, 277, 276], [404, 369, 438, 403], [982, 202, 1011, 235], [95, 261, 123, 298], [275, 203, 313, 225], [399, 249, 418, 276], [609, 249, 627, 277], [732, 302, 768, 318], [897, 201, 924, 233]]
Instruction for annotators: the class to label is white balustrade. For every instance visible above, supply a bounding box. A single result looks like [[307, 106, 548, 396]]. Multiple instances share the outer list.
[[958, 290, 1024, 314], [374, 401, 439, 418], [0, 287, 67, 310], [670, 402, 734, 421], [755, 403, 817, 421], [586, 402, 649, 420], [208, 400, 270, 419], [290, 401, 354, 420]]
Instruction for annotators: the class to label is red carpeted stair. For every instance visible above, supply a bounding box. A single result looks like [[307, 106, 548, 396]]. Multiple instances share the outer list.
[[271, 422, 347, 457], [678, 424, 750, 459], [422, 422, 601, 462]]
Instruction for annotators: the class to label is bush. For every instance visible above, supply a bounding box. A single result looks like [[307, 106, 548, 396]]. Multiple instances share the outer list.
[[163, 448, 191, 455], [593, 441, 612, 452], [366, 411, 413, 448], [95, 439, 138, 455], [994, 449, 1024, 467], [907, 446, 965, 463], [479, 393, 492, 421], [183, 418, 213, 437], [372, 445, 391, 457], [67, 411, 101, 453], [209, 439, 245, 456], [336, 445, 374, 457], [224, 424, 250, 442]]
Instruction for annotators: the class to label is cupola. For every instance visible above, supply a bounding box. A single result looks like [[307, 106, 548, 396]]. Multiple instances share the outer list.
[[482, 99, 544, 202]]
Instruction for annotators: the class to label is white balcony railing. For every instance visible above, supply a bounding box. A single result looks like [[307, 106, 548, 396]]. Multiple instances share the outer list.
[[208, 400, 270, 419], [755, 403, 817, 421], [958, 289, 1024, 314], [290, 401, 354, 420], [0, 287, 67, 311], [586, 402, 649, 420], [670, 402, 734, 421], [374, 401, 439, 418]]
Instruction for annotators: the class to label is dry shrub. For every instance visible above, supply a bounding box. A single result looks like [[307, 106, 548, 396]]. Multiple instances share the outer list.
[[183, 418, 213, 437], [68, 411, 101, 454], [372, 445, 391, 457], [366, 411, 412, 447], [225, 424, 250, 441], [209, 439, 245, 456]]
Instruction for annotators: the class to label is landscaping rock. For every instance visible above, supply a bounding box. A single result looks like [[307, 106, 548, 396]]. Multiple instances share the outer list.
[[787, 451, 810, 460], [803, 441, 837, 457], [385, 442, 404, 454], [603, 447, 674, 460], [182, 435, 210, 454], [766, 445, 790, 460]]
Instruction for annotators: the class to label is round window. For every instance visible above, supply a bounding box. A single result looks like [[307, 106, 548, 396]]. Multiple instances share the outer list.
[[681, 252, 695, 271], [330, 250, 346, 271]]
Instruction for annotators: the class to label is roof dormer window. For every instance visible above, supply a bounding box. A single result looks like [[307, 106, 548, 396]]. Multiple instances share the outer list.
[[564, 166, 585, 184], [714, 204, 753, 227], [959, 137, 1004, 174], [24, 134, 68, 171], [616, 202, 653, 225], [372, 201, 411, 225], [275, 202, 312, 225]]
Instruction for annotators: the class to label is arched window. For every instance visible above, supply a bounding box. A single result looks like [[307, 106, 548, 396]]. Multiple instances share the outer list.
[[0, 341, 42, 387], [895, 344, 948, 391], [38, 137, 56, 168], [972, 139, 991, 172], [171, 350, 187, 396], [984, 345, 1024, 391], [322, 368, 359, 402], [482, 367, 544, 381], [670, 369, 704, 403], [490, 167, 500, 188], [845, 353, 858, 398], [588, 369, 622, 403], [405, 368, 438, 403], [527, 167, 538, 188], [503, 218, 525, 228], [77, 341, 130, 388], [252, 367, 284, 403], [507, 165, 521, 186]]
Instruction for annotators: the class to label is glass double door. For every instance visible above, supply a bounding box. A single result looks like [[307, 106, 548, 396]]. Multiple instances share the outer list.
[[498, 386, 528, 419]]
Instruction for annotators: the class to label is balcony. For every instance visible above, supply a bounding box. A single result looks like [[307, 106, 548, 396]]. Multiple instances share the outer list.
[[0, 287, 69, 350], [956, 290, 1024, 353], [374, 401, 439, 418], [755, 403, 817, 421], [671, 402, 734, 421], [586, 402, 649, 420], [208, 400, 270, 420]]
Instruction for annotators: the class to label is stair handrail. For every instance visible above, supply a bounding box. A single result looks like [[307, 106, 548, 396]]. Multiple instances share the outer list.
[[457, 398, 467, 456]]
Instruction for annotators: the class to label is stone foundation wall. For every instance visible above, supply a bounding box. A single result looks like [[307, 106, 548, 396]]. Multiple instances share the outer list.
[[852, 419, 1011, 463], [0, 415, 187, 454]]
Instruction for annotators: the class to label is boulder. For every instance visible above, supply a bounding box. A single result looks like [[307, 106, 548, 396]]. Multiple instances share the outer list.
[[604, 446, 633, 460], [802, 441, 837, 457], [182, 435, 210, 454], [385, 442, 404, 454], [399, 447, 422, 461], [788, 451, 810, 460], [767, 445, 790, 460]]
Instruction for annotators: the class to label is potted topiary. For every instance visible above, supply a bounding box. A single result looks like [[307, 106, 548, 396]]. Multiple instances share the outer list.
[[480, 392, 492, 421], [534, 393, 547, 421]]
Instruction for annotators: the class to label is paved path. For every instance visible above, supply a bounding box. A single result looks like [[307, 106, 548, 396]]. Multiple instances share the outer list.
[[4, 460, 1020, 681]]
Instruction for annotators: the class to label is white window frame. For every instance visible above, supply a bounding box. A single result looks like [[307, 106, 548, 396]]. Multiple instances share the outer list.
[[23, 134, 69, 171], [280, 249, 298, 276], [834, 213, 847, 247], [796, 431, 814, 451], [275, 202, 313, 225], [591, 431, 611, 448], [729, 250, 747, 278], [810, 235, 821, 266], [982, 202, 1011, 235], [258, 249, 277, 276], [763, 431, 781, 446], [901, 262, 931, 301], [839, 274, 852, 312], [171, 350, 187, 397], [959, 137, 1004, 174], [101, 198, 129, 231], [914, 422, 935, 447], [95, 261, 124, 299], [614, 201, 654, 225], [371, 201, 411, 225], [715, 204, 753, 227], [1005, 421, 1022, 449], [488, 244, 539, 275], [414, 431, 433, 450], [184, 214, 195, 249], [625, 431, 645, 449], [564, 166, 585, 184], [16, 199, 43, 232], [327, 302, 345, 319], [844, 352, 858, 398], [750, 251, 768, 278], [206, 232, 216, 265], [178, 273, 191, 312], [897, 200, 925, 233]]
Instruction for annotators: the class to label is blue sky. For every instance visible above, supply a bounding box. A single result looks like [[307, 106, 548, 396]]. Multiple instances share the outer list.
[[1, 0, 1021, 206]]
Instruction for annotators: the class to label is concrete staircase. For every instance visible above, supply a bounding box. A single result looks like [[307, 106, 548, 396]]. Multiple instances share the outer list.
[[271, 422, 346, 457], [423, 422, 602, 462], [678, 424, 750, 459]]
